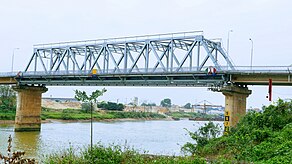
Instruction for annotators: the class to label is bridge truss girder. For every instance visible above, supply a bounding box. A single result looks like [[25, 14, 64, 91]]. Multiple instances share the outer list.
[[24, 34, 235, 76]]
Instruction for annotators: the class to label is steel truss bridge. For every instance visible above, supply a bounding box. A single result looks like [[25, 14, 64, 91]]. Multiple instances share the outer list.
[[1, 31, 292, 87]]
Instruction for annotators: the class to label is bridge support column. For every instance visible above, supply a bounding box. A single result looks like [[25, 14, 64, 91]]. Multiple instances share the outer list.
[[221, 85, 251, 133], [13, 86, 48, 132]]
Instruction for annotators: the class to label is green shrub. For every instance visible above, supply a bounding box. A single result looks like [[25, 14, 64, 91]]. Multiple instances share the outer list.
[[45, 143, 207, 164], [192, 99, 292, 163], [98, 101, 125, 111]]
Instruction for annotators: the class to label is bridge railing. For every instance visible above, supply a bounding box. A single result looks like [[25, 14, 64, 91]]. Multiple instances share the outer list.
[[224, 66, 292, 74], [1, 66, 292, 78], [33, 31, 204, 49]]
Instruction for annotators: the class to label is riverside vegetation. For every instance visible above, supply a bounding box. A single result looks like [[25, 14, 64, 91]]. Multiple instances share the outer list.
[[43, 99, 292, 163], [0, 107, 166, 121]]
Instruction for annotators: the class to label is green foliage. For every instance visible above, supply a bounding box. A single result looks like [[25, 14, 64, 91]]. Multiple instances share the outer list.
[[0, 85, 16, 111], [160, 98, 171, 107], [0, 112, 15, 120], [191, 99, 292, 163], [45, 143, 206, 164], [41, 108, 165, 120], [74, 88, 107, 104], [97, 101, 125, 111], [61, 109, 74, 120], [183, 103, 192, 109], [182, 122, 221, 155], [81, 102, 92, 113]]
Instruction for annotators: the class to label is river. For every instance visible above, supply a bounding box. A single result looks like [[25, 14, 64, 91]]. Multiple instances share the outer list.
[[0, 119, 223, 160]]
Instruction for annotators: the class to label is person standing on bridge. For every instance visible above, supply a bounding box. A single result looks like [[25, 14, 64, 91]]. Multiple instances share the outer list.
[[205, 66, 217, 76]]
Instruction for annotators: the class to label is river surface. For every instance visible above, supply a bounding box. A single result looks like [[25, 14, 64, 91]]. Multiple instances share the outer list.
[[0, 119, 223, 160]]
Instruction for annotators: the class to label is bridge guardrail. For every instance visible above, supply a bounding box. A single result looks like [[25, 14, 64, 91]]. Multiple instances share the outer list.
[[1, 66, 292, 78]]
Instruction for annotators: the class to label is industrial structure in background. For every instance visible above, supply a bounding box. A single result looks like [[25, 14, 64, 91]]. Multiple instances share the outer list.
[[192, 100, 224, 114]]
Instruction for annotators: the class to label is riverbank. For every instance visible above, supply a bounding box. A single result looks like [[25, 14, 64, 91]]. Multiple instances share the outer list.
[[41, 99, 291, 163], [0, 108, 170, 124]]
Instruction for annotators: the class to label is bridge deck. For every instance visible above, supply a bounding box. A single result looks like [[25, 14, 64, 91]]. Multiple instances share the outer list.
[[0, 77, 17, 84], [1, 66, 292, 87]]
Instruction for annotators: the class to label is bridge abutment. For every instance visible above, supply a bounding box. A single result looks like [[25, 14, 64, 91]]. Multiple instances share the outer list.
[[221, 85, 251, 133], [13, 86, 48, 132]]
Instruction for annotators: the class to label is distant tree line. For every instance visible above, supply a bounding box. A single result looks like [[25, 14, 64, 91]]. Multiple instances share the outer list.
[[97, 101, 125, 111]]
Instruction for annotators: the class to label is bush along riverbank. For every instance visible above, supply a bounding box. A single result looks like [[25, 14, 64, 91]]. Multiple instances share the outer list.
[[182, 99, 292, 163], [42, 99, 292, 163], [44, 143, 206, 164], [0, 108, 166, 122], [41, 108, 166, 121]]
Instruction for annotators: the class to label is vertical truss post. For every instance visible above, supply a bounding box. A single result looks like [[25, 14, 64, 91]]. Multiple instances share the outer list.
[[103, 46, 106, 73], [84, 46, 87, 73], [197, 41, 201, 71], [166, 47, 169, 71], [50, 49, 53, 73], [170, 40, 174, 72], [189, 48, 192, 71], [66, 49, 70, 73], [124, 44, 128, 73], [145, 42, 149, 72], [89, 50, 92, 71]]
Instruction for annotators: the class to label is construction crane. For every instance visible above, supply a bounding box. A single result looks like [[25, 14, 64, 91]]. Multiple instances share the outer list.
[[192, 100, 223, 114]]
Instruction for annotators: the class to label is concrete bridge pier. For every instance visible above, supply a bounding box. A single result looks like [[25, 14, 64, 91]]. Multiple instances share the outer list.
[[221, 85, 251, 133], [13, 86, 48, 132]]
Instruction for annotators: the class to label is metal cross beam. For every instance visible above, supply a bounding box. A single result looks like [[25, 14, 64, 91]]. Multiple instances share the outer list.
[[24, 31, 235, 76]]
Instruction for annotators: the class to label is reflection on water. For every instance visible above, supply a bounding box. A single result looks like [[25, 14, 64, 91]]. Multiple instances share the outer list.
[[0, 120, 223, 160], [13, 132, 40, 158]]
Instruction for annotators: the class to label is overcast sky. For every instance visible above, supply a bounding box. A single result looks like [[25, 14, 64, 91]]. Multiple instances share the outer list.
[[1, 0, 292, 107]]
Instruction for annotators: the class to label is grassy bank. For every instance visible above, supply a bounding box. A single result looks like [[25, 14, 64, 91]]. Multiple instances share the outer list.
[[41, 108, 166, 120], [44, 143, 206, 164], [0, 110, 15, 120], [0, 108, 166, 121]]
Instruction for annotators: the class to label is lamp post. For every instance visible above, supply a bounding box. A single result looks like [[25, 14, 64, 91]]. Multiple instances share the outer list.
[[249, 38, 254, 69], [11, 48, 20, 72], [227, 30, 233, 55]]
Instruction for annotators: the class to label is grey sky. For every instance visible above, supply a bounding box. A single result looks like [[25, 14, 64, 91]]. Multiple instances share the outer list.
[[1, 0, 292, 107]]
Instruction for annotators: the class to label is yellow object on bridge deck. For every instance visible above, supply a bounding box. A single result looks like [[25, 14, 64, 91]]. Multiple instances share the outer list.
[[0, 77, 17, 84], [92, 69, 97, 75]]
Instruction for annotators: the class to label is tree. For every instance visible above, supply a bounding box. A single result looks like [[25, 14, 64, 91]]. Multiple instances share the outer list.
[[184, 103, 192, 109], [97, 101, 125, 111], [182, 122, 221, 155], [74, 88, 107, 154], [0, 85, 16, 111], [160, 98, 171, 107]]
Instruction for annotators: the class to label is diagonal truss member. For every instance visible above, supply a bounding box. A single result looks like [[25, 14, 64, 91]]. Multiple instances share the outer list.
[[24, 31, 235, 75]]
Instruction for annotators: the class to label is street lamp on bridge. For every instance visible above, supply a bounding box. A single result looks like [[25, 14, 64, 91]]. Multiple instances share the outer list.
[[227, 30, 233, 55], [249, 38, 254, 70], [12, 48, 20, 72]]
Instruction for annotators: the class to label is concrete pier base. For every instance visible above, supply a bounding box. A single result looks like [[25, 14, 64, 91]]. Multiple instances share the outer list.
[[13, 86, 48, 132], [222, 85, 251, 133]]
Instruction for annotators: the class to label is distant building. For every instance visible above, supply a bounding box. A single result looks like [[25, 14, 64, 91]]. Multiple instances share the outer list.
[[133, 97, 138, 106]]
